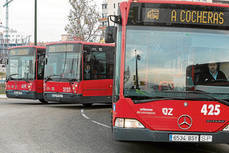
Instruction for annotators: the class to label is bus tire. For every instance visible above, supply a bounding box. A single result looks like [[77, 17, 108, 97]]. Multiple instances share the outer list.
[[82, 103, 92, 107], [39, 99, 48, 104]]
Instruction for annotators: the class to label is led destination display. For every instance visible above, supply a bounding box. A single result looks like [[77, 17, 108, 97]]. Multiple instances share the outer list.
[[128, 3, 229, 29]]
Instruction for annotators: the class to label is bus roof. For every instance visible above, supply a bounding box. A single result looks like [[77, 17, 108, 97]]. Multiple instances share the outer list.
[[46, 41, 115, 47], [9, 46, 46, 50], [127, 0, 229, 7]]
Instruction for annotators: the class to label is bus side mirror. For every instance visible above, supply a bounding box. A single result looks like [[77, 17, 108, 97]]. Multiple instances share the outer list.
[[105, 26, 117, 43], [45, 58, 48, 65]]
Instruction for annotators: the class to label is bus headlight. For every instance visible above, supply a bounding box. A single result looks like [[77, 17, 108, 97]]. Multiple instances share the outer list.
[[124, 119, 145, 128], [115, 118, 124, 128], [115, 118, 145, 128], [223, 125, 229, 131]]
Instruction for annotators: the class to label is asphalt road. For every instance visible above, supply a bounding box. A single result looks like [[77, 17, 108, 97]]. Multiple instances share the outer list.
[[0, 99, 229, 153]]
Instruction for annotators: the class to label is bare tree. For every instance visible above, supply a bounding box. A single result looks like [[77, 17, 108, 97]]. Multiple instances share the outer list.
[[65, 0, 100, 42]]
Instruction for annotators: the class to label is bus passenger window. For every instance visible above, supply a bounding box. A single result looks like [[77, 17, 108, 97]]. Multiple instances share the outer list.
[[84, 52, 106, 80]]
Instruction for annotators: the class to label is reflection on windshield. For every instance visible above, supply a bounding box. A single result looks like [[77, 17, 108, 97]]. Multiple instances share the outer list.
[[7, 55, 35, 80], [124, 26, 229, 101], [45, 52, 81, 81]]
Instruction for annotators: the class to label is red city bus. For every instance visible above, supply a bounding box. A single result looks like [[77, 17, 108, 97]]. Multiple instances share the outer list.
[[106, 0, 229, 143], [43, 41, 115, 106], [6, 46, 47, 103]]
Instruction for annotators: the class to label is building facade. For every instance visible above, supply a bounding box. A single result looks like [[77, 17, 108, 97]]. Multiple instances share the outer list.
[[61, 34, 74, 41], [107, 0, 126, 16], [100, 0, 108, 29], [99, 0, 126, 42], [0, 29, 31, 63]]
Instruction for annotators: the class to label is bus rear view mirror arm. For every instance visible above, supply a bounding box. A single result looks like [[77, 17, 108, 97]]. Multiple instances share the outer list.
[[105, 26, 117, 43]]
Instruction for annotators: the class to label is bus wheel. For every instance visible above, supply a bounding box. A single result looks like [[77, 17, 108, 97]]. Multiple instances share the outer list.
[[39, 99, 48, 104], [82, 103, 92, 107]]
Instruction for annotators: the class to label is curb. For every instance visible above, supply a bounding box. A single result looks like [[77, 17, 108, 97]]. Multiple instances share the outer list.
[[0, 95, 7, 99]]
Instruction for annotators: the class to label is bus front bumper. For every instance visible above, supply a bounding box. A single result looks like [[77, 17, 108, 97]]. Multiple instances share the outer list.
[[43, 92, 112, 104], [6, 90, 42, 100], [113, 127, 229, 143]]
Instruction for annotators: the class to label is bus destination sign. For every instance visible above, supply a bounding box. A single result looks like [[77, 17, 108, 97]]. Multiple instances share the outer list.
[[48, 44, 77, 53], [145, 8, 224, 25], [128, 3, 229, 29], [10, 48, 33, 56]]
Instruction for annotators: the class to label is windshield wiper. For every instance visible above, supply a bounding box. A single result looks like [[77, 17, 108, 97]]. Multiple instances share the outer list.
[[6, 73, 19, 81], [161, 90, 229, 106], [127, 95, 188, 103], [64, 78, 79, 82], [127, 89, 229, 106], [6, 74, 30, 83], [125, 89, 184, 103], [45, 75, 62, 82], [185, 90, 229, 106], [22, 78, 30, 83], [21, 73, 30, 83], [8, 73, 19, 77]]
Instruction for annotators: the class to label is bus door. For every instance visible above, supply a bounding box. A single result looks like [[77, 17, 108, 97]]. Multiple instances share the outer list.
[[36, 48, 46, 96], [82, 45, 114, 97]]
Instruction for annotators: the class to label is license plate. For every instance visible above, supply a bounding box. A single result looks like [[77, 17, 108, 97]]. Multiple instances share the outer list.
[[14, 91, 22, 95], [200, 135, 213, 142], [169, 134, 213, 142], [169, 134, 199, 142], [52, 94, 63, 98]]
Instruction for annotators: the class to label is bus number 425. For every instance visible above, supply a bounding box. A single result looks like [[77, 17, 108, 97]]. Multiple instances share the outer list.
[[201, 104, 221, 116]]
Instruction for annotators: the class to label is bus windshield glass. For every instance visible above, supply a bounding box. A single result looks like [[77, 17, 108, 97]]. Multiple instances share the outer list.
[[7, 48, 35, 80], [45, 44, 81, 81], [124, 26, 229, 101]]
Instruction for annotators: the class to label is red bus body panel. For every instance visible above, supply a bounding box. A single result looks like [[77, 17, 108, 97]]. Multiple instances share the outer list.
[[6, 80, 44, 93], [113, 99, 229, 132], [5, 46, 46, 100], [80, 79, 113, 96], [44, 42, 115, 104], [44, 79, 113, 97], [112, 0, 229, 143], [44, 81, 79, 94]]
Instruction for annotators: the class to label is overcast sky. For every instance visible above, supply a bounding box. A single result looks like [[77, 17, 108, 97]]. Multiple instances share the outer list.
[[0, 0, 102, 42]]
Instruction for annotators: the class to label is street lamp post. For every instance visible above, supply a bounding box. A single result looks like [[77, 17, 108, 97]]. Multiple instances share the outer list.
[[34, 0, 37, 46], [3, 0, 14, 58]]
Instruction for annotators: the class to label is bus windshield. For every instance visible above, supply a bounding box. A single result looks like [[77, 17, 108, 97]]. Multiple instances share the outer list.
[[7, 48, 35, 80], [124, 26, 229, 101], [45, 44, 81, 81]]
